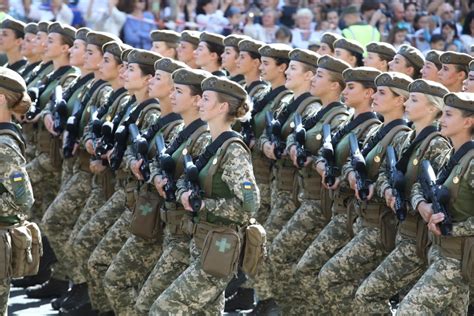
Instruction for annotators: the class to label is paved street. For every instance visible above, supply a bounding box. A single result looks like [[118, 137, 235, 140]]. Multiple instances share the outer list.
[[8, 287, 57, 316]]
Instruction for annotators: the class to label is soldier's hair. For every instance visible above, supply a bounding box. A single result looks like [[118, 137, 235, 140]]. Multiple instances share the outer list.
[[301, 63, 317, 75], [163, 42, 178, 59], [216, 92, 252, 122], [274, 57, 290, 69], [12, 29, 24, 39], [188, 84, 203, 96], [425, 94, 444, 119], [138, 64, 155, 77], [58, 34, 73, 48], [203, 42, 224, 65], [389, 87, 409, 100], [327, 69, 346, 91], [460, 109, 474, 135], [246, 51, 260, 60], [454, 64, 469, 78], [0, 88, 31, 115], [354, 52, 364, 67], [403, 58, 422, 79], [360, 81, 377, 91]]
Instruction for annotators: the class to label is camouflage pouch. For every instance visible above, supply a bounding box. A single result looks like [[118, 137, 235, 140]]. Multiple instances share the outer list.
[[201, 227, 240, 278], [461, 237, 474, 285], [0, 229, 11, 279], [49, 137, 63, 170], [379, 208, 397, 252], [320, 187, 333, 221], [241, 221, 267, 278], [9, 222, 41, 278], [129, 188, 163, 241], [415, 216, 430, 261], [125, 181, 137, 209]]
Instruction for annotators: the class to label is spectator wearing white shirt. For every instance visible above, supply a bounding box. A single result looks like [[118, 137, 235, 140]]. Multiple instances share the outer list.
[[244, 8, 279, 43], [28, 0, 74, 25], [291, 8, 318, 49], [195, 0, 228, 34], [77, 0, 126, 37]]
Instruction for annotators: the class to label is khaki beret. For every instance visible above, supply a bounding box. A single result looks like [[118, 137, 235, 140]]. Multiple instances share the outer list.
[[75, 27, 91, 42], [408, 79, 449, 98], [1, 18, 25, 35], [343, 66, 381, 84], [366, 42, 396, 60], [470, 60, 474, 72], [320, 32, 341, 50], [308, 40, 321, 50], [238, 39, 264, 55], [180, 30, 201, 46], [38, 21, 51, 33], [440, 51, 472, 67], [397, 44, 425, 69], [259, 43, 292, 60], [154, 57, 186, 73], [121, 45, 133, 62], [425, 50, 443, 69], [24, 23, 38, 35], [317, 55, 351, 74], [201, 76, 247, 101], [223, 34, 249, 48], [0, 67, 27, 93], [334, 38, 364, 55], [172, 68, 210, 86], [48, 22, 76, 45], [103, 41, 125, 60], [150, 29, 180, 44], [87, 31, 120, 51], [375, 72, 413, 91], [289, 48, 319, 67], [200, 32, 224, 48], [127, 49, 161, 67], [444, 92, 474, 113]]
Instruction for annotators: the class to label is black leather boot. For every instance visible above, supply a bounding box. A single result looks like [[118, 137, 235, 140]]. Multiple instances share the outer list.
[[224, 287, 255, 312], [59, 283, 90, 311], [248, 298, 280, 316], [25, 278, 69, 299]]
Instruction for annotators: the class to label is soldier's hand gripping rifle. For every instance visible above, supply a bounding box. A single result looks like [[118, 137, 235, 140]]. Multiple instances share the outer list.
[[265, 112, 285, 159], [129, 123, 151, 181], [183, 154, 202, 215], [240, 119, 255, 147], [95, 106, 128, 159], [155, 134, 176, 202], [25, 87, 41, 120], [293, 113, 307, 168], [63, 100, 88, 158], [52, 85, 68, 134], [420, 160, 452, 235], [386, 145, 407, 221], [349, 133, 370, 200], [320, 124, 337, 187]]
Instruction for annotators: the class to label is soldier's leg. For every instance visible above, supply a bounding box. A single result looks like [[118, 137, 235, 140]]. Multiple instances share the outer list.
[[103, 234, 163, 315], [318, 226, 387, 314], [354, 234, 426, 314], [87, 209, 132, 313], [135, 237, 190, 314], [251, 182, 271, 224], [397, 256, 470, 315], [0, 278, 10, 316]]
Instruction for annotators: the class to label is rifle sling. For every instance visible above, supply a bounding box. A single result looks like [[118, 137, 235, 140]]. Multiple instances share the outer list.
[[303, 101, 344, 130], [63, 73, 94, 102], [437, 140, 474, 184], [396, 125, 437, 173], [361, 119, 407, 157], [332, 112, 378, 146], [166, 119, 207, 155], [26, 61, 53, 86], [195, 131, 241, 171], [276, 92, 312, 126], [97, 87, 128, 119], [252, 85, 288, 115]]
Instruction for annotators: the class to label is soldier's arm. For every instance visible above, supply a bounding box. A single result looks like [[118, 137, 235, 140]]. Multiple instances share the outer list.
[[451, 159, 474, 237], [203, 143, 260, 225]]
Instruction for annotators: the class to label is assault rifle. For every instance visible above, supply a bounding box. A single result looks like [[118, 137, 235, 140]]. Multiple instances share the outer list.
[[129, 123, 151, 181], [240, 119, 255, 147], [320, 124, 336, 186], [265, 112, 285, 159], [155, 134, 176, 202], [25, 87, 41, 120], [386, 146, 407, 221], [63, 100, 87, 158], [52, 85, 68, 134], [420, 160, 452, 235], [183, 154, 202, 215], [293, 113, 307, 168], [349, 133, 370, 200]]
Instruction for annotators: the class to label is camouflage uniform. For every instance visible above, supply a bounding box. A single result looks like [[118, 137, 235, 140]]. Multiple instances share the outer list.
[[318, 125, 408, 313], [151, 138, 260, 314], [133, 125, 210, 315], [354, 129, 451, 314], [396, 139, 474, 315], [41, 79, 111, 282], [0, 127, 35, 315], [86, 100, 164, 312], [253, 93, 320, 303]]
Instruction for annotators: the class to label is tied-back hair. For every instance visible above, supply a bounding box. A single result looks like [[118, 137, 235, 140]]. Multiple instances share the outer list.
[[0, 87, 31, 115], [216, 93, 252, 122]]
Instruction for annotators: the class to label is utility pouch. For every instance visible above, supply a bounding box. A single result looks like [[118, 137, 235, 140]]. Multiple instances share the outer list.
[[49, 137, 63, 170], [130, 189, 163, 241], [10, 222, 42, 278], [201, 227, 240, 278], [379, 208, 397, 252], [461, 237, 474, 285], [415, 217, 430, 261], [241, 222, 267, 278], [0, 229, 11, 279], [125, 182, 137, 209]]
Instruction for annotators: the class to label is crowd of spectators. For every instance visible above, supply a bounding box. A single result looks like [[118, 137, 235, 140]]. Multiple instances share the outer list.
[[2, 0, 474, 54]]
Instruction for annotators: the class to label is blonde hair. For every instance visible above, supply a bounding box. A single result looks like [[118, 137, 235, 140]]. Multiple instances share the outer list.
[[390, 87, 409, 100], [425, 94, 444, 119], [0, 88, 31, 115]]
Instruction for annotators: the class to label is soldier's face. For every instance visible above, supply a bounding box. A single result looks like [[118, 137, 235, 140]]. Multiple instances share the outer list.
[[194, 42, 212, 67], [177, 41, 196, 64], [404, 92, 435, 123], [33, 32, 48, 57], [388, 54, 411, 75], [334, 48, 355, 67], [171, 83, 200, 114], [21, 33, 36, 58], [236, 51, 256, 76], [69, 39, 86, 67], [45, 33, 67, 59], [151, 41, 175, 58], [197, 90, 224, 122], [221, 47, 238, 72], [372, 86, 400, 115], [462, 71, 474, 92], [148, 69, 173, 99], [438, 64, 466, 91], [0, 28, 21, 53], [421, 61, 440, 81], [364, 52, 386, 71], [260, 56, 280, 82], [84, 44, 103, 71], [342, 81, 368, 108], [440, 106, 472, 138], [285, 61, 306, 91], [317, 43, 332, 56], [99, 52, 121, 82], [310, 68, 331, 97]]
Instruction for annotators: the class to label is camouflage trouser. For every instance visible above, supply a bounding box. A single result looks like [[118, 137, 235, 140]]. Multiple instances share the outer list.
[[73, 188, 125, 292], [41, 170, 92, 281], [0, 278, 9, 316], [397, 254, 469, 315], [354, 233, 427, 314], [87, 209, 132, 313], [293, 212, 353, 308], [251, 181, 271, 225], [104, 234, 163, 316], [318, 226, 388, 314], [269, 199, 328, 312], [67, 179, 106, 284], [26, 153, 60, 225], [263, 179, 298, 243], [151, 240, 231, 315], [136, 233, 190, 314]]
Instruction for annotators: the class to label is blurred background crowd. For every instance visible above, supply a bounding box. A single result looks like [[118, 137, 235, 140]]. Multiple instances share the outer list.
[[1, 0, 474, 54]]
